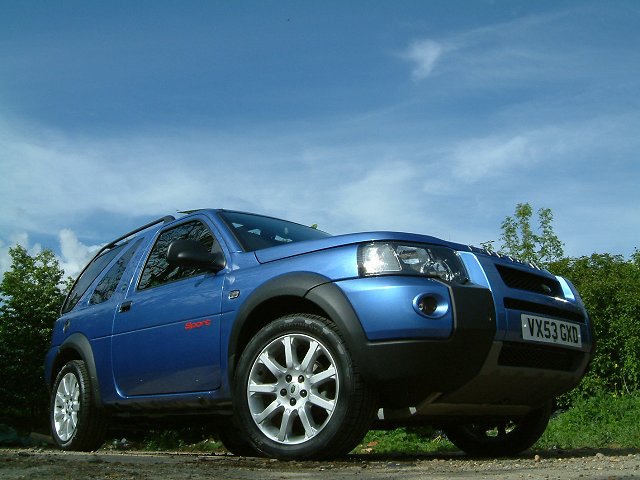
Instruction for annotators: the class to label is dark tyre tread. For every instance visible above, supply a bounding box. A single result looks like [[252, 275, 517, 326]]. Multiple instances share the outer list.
[[50, 360, 108, 451], [217, 418, 263, 457], [312, 316, 377, 459]]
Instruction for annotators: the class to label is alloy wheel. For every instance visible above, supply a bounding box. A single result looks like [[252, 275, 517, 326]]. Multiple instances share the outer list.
[[246, 333, 339, 445], [53, 372, 80, 442]]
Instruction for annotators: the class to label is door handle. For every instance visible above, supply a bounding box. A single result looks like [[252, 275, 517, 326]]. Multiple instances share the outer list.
[[119, 301, 132, 313]]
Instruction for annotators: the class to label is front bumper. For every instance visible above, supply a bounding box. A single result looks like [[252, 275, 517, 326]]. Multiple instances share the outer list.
[[333, 274, 592, 412]]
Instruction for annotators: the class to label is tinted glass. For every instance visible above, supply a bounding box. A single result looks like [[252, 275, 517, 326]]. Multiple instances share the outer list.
[[89, 239, 144, 305], [219, 211, 331, 251], [138, 221, 219, 290], [62, 242, 128, 313]]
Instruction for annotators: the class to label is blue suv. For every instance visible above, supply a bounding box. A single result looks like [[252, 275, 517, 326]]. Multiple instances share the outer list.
[[44, 209, 593, 459]]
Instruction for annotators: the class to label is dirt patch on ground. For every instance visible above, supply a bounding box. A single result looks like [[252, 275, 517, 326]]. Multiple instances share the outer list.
[[1, 447, 639, 479]]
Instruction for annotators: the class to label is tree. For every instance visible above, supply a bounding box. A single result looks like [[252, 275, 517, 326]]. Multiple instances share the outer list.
[[0, 245, 66, 421], [499, 203, 564, 267]]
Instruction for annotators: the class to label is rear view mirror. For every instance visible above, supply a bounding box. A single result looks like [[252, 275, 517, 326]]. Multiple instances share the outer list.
[[166, 239, 225, 272]]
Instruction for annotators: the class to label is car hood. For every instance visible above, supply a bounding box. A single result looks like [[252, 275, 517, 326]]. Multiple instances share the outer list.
[[253, 231, 470, 264]]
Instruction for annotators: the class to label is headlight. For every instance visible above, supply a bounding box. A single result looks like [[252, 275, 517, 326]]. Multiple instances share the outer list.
[[358, 242, 469, 284]]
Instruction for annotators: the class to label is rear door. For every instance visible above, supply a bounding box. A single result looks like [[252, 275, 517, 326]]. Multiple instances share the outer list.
[[111, 218, 224, 396]]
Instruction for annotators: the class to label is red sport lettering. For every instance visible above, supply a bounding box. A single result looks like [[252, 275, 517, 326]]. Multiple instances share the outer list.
[[185, 319, 212, 330]]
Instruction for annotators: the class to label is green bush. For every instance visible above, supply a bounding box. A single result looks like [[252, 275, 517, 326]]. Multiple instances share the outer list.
[[551, 252, 640, 404]]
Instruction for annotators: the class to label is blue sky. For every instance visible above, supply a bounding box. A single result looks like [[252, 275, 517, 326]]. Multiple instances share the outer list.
[[1, 0, 639, 277]]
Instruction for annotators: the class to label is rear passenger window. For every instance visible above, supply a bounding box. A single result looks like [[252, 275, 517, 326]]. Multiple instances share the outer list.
[[138, 221, 220, 290], [62, 242, 128, 314], [90, 239, 144, 305]]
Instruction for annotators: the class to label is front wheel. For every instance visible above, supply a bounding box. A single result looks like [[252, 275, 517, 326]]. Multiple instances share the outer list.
[[50, 360, 108, 451], [216, 417, 263, 457], [444, 401, 553, 456], [233, 314, 377, 460]]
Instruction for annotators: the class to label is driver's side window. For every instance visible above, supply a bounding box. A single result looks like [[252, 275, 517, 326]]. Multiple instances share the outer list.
[[138, 221, 220, 290]]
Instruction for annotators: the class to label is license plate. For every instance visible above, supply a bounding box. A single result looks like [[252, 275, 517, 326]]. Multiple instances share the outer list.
[[521, 314, 582, 348]]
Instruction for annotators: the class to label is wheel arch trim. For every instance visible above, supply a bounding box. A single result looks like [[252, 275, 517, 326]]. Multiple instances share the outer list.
[[53, 333, 102, 406], [227, 272, 367, 382]]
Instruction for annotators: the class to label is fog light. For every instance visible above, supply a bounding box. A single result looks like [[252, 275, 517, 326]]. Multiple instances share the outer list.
[[417, 295, 438, 315], [413, 293, 449, 318]]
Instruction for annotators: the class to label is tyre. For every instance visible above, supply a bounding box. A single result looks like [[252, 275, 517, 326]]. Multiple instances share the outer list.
[[233, 314, 377, 460], [444, 401, 553, 456], [216, 418, 263, 457], [50, 360, 108, 451]]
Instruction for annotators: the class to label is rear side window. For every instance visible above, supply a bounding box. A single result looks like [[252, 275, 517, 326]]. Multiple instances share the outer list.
[[62, 242, 128, 314], [89, 239, 144, 305], [138, 220, 220, 290]]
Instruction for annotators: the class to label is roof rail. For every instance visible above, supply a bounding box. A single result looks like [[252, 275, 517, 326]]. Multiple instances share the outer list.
[[104, 215, 175, 250], [60, 215, 175, 315], [84, 215, 175, 269]]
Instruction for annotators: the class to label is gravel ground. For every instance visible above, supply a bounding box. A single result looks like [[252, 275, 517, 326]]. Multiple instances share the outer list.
[[1, 447, 639, 479]]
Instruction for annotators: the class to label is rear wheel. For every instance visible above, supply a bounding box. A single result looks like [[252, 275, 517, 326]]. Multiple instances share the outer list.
[[444, 401, 553, 456], [50, 360, 108, 451], [233, 314, 376, 460]]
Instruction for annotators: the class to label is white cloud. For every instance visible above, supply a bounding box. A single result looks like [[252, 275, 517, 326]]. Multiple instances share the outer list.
[[450, 134, 535, 183], [0, 125, 213, 233], [397, 9, 617, 91], [58, 229, 101, 279], [397, 17, 574, 87], [0, 229, 99, 281], [0, 102, 638, 263], [401, 39, 445, 81], [427, 117, 633, 191], [337, 159, 423, 231]]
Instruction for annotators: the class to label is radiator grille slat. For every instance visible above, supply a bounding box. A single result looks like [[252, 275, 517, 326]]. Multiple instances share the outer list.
[[504, 298, 585, 323], [496, 265, 562, 297]]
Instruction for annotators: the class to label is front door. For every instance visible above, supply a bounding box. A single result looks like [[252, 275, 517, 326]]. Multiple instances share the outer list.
[[111, 218, 224, 396]]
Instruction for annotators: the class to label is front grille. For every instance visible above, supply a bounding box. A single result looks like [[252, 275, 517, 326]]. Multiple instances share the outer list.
[[496, 265, 562, 297], [504, 298, 585, 323], [498, 342, 581, 371]]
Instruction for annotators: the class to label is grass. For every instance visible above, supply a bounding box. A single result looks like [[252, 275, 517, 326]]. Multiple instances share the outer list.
[[354, 427, 457, 455], [142, 432, 223, 453], [97, 428, 226, 453], [535, 391, 640, 450]]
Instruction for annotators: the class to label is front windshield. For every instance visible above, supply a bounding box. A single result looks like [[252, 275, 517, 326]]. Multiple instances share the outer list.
[[218, 211, 331, 251]]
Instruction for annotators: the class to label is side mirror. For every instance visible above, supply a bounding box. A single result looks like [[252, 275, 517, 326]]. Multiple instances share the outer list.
[[166, 239, 225, 272]]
